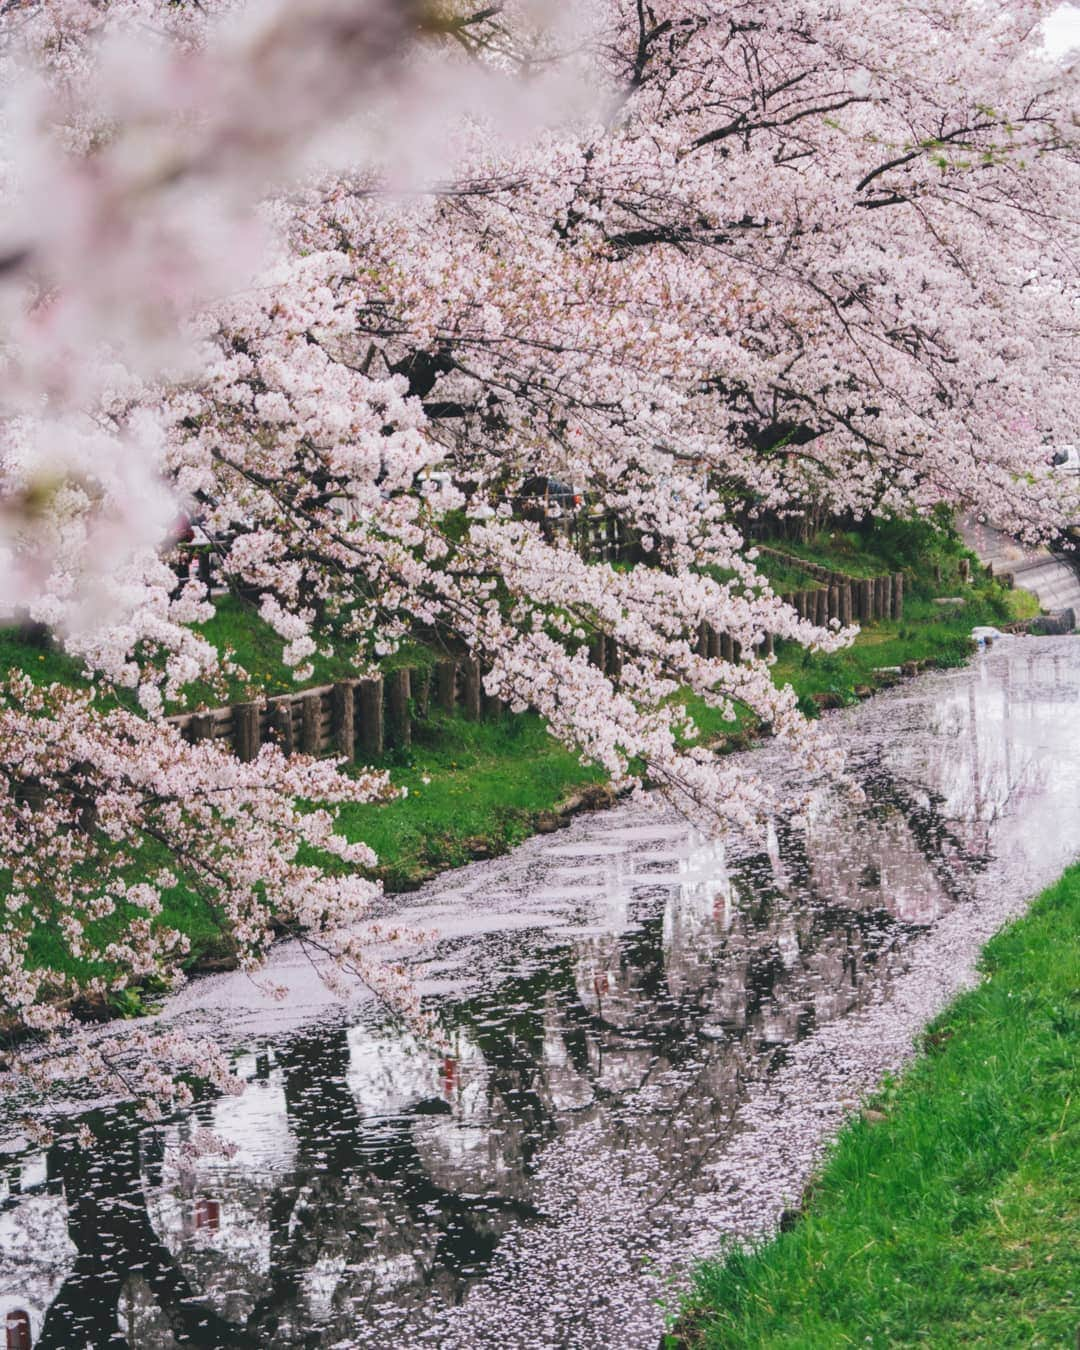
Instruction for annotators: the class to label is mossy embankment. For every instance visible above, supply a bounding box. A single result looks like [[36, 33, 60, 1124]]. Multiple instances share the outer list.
[[667, 862, 1080, 1350], [2, 515, 1042, 983]]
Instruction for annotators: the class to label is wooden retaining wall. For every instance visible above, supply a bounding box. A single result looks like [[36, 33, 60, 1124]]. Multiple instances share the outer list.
[[178, 512, 638, 596], [169, 659, 496, 764], [169, 566, 906, 763], [774, 571, 904, 628]]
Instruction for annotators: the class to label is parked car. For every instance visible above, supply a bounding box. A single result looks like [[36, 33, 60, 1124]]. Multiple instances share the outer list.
[[1048, 445, 1080, 473], [516, 475, 584, 517]]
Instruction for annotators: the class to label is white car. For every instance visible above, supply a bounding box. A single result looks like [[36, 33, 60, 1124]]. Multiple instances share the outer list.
[[1048, 445, 1080, 473]]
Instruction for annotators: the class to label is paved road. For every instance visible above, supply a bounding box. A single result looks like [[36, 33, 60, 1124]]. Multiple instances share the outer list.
[[959, 516, 1080, 619]]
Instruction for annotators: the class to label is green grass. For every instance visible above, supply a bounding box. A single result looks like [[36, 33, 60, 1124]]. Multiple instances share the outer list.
[[668, 865, 1080, 1349], [728, 554, 824, 595], [0, 596, 433, 713], [769, 516, 951, 579], [770, 531, 887, 578], [181, 596, 436, 709], [0, 624, 97, 694], [334, 709, 603, 891]]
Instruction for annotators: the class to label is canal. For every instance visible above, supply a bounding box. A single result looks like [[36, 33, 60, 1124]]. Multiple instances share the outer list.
[[3, 637, 1080, 1348]]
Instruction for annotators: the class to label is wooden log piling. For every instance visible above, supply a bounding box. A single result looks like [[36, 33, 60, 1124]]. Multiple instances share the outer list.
[[412, 667, 431, 718], [387, 668, 411, 748], [462, 658, 483, 721], [269, 701, 295, 756], [331, 681, 356, 763], [190, 712, 215, 744], [236, 702, 261, 764], [358, 677, 384, 759], [436, 660, 457, 715]]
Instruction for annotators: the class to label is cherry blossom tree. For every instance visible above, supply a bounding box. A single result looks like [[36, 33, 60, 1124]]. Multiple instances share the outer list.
[[1, 0, 1077, 1115]]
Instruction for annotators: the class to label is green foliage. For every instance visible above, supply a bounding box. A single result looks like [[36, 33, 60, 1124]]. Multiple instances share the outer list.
[[333, 709, 603, 890], [670, 866, 1080, 1349]]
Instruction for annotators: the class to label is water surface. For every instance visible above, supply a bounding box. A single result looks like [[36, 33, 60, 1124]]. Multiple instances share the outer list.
[[4, 638, 1080, 1348]]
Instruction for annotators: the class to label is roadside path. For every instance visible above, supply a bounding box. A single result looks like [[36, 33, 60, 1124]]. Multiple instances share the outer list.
[[959, 515, 1080, 620]]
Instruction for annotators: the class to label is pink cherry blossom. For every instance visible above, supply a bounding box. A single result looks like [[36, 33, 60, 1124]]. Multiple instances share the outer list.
[[1, 0, 1077, 1117]]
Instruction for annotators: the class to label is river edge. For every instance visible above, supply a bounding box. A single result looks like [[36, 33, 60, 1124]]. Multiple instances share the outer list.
[[665, 864, 1080, 1347], [413, 637, 1080, 1348]]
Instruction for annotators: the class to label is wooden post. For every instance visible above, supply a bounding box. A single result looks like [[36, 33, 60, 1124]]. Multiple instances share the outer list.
[[814, 589, 828, 626], [236, 702, 261, 763], [839, 582, 851, 627], [412, 667, 431, 718], [484, 682, 507, 719], [709, 627, 723, 660], [860, 577, 874, 622], [881, 574, 893, 622], [959, 557, 971, 583], [190, 712, 214, 744], [589, 634, 607, 670], [697, 622, 710, 657], [436, 660, 457, 714], [764, 632, 775, 658], [732, 639, 742, 663], [462, 658, 482, 721], [720, 632, 735, 663], [892, 573, 904, 621], [331, 681, 355, 763], [828, 585, 840, 623], [269, 701, 295, 757], [358, 677, 384, 759], [301, 693, 321, 755], [387, 668, 411, 748]]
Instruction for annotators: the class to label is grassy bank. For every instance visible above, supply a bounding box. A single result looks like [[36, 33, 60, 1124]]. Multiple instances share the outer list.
[[3, 516, 1042, 979], [669, 864, 1080, 1349], [334, 709, 604, 892]]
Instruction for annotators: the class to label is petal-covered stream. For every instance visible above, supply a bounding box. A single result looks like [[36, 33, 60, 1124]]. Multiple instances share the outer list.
[[4, 638, 1080, 1349]]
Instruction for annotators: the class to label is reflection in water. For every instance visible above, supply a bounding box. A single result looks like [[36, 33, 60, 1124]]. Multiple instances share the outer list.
[[5, 640, 1080, 1348]]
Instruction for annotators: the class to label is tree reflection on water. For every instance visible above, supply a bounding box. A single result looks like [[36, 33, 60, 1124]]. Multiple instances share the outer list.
[[5, 642, 1080, 1347]]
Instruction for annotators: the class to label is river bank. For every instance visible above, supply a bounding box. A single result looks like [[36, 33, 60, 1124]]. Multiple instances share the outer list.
[[5, 516, 1041, 999], [669, 863, 1080, 1349]]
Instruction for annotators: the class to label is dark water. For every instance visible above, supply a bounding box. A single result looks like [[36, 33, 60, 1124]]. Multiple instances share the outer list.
[[4, 639, 1080, 1349]]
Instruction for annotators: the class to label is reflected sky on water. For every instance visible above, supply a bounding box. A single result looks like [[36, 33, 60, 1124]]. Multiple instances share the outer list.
[[4, 639, 1080, 1349]]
